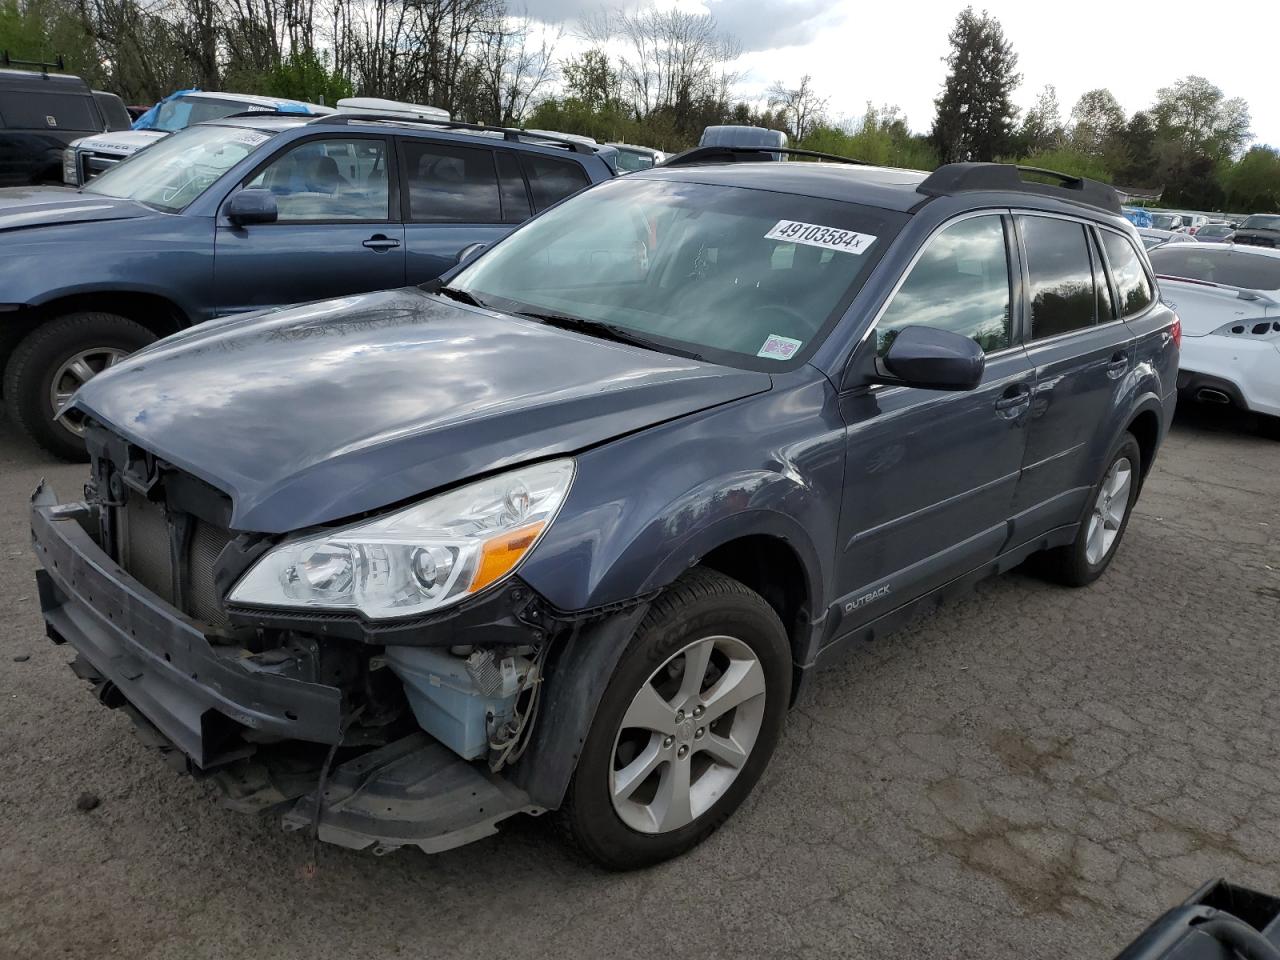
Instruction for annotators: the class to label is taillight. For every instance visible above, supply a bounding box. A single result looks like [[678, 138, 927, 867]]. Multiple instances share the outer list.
[[1170, 316, 1182, 349]]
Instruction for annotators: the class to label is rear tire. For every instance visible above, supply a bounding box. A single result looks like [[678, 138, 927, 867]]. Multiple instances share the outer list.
[[560, 568, 791, 870], [3, 312, 156, 461], [1038, 432, 1142, 587]]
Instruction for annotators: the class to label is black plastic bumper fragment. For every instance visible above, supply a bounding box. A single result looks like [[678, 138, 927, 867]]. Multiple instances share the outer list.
[[31, 483, 344, 769], [1116, 879, 1280, 960], [281, 732, 541, 855]]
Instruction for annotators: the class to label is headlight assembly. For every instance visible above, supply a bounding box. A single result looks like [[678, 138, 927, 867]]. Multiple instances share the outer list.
[[228, 459, 574, 619]]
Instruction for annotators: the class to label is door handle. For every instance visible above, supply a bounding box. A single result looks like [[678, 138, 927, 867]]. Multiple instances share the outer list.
[[994, 384, 1032, 413], [362, 234, 401, 251], [1106, 352, 1129, 379]]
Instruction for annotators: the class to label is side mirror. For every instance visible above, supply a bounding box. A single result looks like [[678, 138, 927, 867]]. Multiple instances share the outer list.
[[875, 325, 986, 391], [456, 242, 486, 265], [225, 189, 278, 227]]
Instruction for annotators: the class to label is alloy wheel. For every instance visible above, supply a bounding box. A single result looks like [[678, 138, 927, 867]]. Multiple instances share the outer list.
[[1085, 456, 1133, 565], [610, 634, 767, 834], [48, 347, 128, 436]]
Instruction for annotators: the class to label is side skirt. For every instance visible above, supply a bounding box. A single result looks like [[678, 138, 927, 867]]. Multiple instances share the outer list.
[[808, 523, 1078, 672]]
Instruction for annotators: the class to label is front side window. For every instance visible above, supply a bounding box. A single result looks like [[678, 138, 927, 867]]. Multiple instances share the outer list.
[[452, 177, 903, 369], [245, 137, 389, 221], [85, 123, 275, 213], [1100, 232, 1154, 316], [403, 141, 502, 223], [1021, 216, 1098, 339], [520, 154, 590, 210], [876, 215, 1011, 356]]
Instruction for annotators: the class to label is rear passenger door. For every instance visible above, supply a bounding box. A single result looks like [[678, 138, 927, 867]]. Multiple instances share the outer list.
[[398, 140, 532, 282], [1009, 214, 1136, 543], [835, 213, 1035, 631]]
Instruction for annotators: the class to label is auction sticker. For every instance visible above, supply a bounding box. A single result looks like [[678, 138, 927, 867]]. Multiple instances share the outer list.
[[765, 220, 877, 255], [757, 334, 803, 360]]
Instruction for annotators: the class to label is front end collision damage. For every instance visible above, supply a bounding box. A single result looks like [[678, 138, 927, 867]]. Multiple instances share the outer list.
[[31, 478, 654, 856]]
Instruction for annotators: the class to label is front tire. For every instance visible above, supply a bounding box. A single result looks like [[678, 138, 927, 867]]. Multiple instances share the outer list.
[[561, 568, 791, 870], [1039, 432, 1142, 587], [3, 312, 156, 461]]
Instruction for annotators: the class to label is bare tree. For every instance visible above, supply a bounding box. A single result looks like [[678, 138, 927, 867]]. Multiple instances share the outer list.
[[767, 74, 827, 141]]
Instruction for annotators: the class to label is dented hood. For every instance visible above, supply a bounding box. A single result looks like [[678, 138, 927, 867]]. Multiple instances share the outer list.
[[71, 288, 771, 532]]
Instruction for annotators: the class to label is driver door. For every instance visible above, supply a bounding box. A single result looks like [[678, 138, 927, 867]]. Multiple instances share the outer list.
[[213, 134, 405, 314]]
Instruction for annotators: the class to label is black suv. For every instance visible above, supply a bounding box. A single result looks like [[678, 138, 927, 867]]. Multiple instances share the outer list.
[[31, 152, 1179, 869], [0, 60, 117, 186]]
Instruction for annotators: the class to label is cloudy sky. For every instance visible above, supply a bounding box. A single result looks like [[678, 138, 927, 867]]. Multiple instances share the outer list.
[[520, 0, 1279, 149]]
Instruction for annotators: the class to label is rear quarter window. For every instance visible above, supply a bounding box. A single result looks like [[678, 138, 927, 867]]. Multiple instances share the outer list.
[[0, 90, 99, 131], [520, 154, 591, 211], [1100, 231, 1155, 316]]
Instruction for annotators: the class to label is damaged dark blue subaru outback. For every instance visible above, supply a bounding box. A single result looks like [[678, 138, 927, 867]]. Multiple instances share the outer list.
[[31, 150, 1179, 869]]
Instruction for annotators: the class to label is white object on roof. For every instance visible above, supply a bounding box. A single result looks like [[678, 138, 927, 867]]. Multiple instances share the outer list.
[[337, 98, 450, 120]]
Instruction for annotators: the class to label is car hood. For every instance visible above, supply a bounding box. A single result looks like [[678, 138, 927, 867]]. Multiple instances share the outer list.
[[71, 288, 772, 532], [70, 129, 167, 154], [0, 187, 153, 233]]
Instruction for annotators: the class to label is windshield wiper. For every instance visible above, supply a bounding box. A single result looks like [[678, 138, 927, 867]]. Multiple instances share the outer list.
[[437, 286, 487, 308], [514, 310, 702, 359]]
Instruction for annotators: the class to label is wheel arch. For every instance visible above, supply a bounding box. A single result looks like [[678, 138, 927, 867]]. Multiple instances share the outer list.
[[25, 290, 191, 339]]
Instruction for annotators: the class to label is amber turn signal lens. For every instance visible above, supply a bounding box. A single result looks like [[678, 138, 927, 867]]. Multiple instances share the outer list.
[[469, 521, 546, 593]]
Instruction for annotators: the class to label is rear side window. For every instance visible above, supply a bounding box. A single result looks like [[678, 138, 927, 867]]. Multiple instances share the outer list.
[[520, 154, 590, 211], [1149, 246, 1280, 291], [1020, 216, 1098, 339], [403, 141, 502, 223], [0, 91, 99, 131], [1100, 232, 1155, 316], [877, 215, 1012, 355], [495, 151, 532, 222]]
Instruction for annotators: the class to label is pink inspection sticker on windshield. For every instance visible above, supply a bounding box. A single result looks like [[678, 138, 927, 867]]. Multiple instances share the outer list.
[[757, 334, 803, 360]]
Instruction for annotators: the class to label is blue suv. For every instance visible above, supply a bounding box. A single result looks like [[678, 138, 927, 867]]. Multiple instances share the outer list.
[[30, 150, 1178, 870], [0, 113, 613, 458]]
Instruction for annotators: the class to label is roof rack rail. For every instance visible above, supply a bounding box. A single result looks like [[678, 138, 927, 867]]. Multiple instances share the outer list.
[[916, 162, 1122, 214], [308, 113, 596, 154], [1, 50, 66, 73], [660, 145, 869, 167]]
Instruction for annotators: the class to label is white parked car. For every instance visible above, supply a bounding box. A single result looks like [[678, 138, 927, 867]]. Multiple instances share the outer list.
[[63, 91, 333, 185], [1149, 243, 1280, 425], [1138, 227, 1197, 250]]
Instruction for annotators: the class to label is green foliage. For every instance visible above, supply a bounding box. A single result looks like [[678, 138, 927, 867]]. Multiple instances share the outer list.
[[254, 50, 352, 106], [931, 6, 1021, 163], [1068, 88, 1125, 156], [0, 0, 101, 84], [802, 105, 938, 170], [1151, 75, 1250, 162], [1223, 146, 1280, 212], [1016, 147, 1113, 183]]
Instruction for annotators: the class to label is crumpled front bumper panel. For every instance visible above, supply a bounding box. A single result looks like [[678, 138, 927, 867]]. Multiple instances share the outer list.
[[31, 483, 344, 768]]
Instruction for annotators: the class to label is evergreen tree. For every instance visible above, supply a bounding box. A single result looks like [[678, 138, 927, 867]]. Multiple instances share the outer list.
[[931, 7, 1021, 163]]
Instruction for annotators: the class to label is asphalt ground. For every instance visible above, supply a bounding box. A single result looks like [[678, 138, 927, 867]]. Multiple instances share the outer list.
[[1, 403, 1278, 959]]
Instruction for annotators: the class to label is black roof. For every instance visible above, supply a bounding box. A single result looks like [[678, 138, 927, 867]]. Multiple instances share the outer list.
[[0, 67, 92, 94], [638, 159, 1123, 218]]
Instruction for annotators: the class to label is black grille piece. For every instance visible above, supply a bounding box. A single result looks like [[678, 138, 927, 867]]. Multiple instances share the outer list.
[[120, 495, 175, 604], [115, 493, 234, 626], [187, 521, 234, 625]]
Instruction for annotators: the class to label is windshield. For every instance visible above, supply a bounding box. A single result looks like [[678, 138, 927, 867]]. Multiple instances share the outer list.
[[85, 123, 274, 212], [452, 176, 904, 368], [1198, 225, 1232, 237], [1150, 214, 1181, 230], [614, 148, 656, 172], [1241, 214, 1280, 232], [1150, 246, 1280, 291], [152, 94, 263, 132]]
